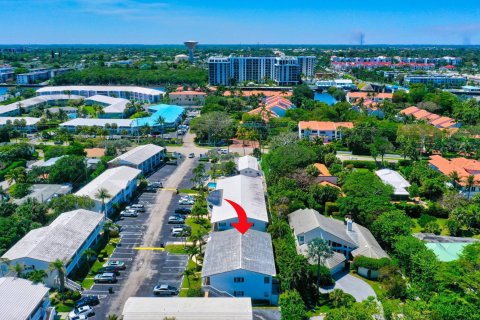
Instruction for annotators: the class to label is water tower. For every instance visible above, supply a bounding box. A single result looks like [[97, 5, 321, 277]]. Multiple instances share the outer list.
[[184, 41, 198, 63]]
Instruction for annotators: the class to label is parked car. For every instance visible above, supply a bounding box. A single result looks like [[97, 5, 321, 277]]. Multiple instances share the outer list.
[[131, 203, 145, 209], [68, 306, 95, 319], [68, 315, 88, 320], [175, 208, 191, 215], [126, 205, 145, 212], [153, 284, 179, 296], [75, 295, 100, 308], [178, 199, 194, 205], [96, 267, 120, 276], [168, 216, 185, 224], [145, 186, 157, 193], [120, 210, 138, 217], [150, 181, 163, 189], [188, 153, 195, 158], [103, 260, 126, 270], [171, 226, 191, 237], [94, 273, 117, 284], [219, 148, 229, 154]]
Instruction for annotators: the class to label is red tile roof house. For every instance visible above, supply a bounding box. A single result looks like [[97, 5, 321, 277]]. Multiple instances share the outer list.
[[169, 90, 206, 106], [347, 92, 393, 104], [247, 96, 295, 122], [298, 121, 354, 142], [429, 155, 480, 198], [399, 106, 461, 129], [313, 163, 338, 185]]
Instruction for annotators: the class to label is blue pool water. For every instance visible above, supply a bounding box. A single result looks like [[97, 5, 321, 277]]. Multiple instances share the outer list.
[[135, 104, 184, 127], [207, 182, 217, 189], [314, 92, 337, 105]]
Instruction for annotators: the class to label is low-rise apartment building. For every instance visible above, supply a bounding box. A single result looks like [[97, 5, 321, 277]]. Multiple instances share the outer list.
[[202, 229, 278, 304], [298, 121, 354, 142], [404, 74, 467, 87], [75, 166, 141, 215], [1, 209, 104, 288], [0, 277, 52, 320], [169, 90, 206, 106], [108, 144, 165, 174]]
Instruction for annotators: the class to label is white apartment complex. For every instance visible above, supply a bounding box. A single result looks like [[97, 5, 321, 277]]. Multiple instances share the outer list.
[[208, 55, 316, 86]]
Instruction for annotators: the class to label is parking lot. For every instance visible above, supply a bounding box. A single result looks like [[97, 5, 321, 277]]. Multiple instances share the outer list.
[[78, 161, 192, 319]]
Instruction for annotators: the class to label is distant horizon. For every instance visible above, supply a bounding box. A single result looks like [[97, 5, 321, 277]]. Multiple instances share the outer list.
[[0, 0, 478, 45], [1, 43, 480, 47]]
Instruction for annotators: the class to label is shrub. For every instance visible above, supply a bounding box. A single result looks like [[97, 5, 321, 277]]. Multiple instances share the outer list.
[[8, 183, 31, 199], [417, 214, 437, 228], [398, 159, 412, 167], [423, 221, 441, 234], [308, 264, 334, 286], [186, 288, 203, 297], [394, 202, 424, 218], [342, 160, 377, 170], [353, 256, 391, 271], [325, 202, 340, 216]]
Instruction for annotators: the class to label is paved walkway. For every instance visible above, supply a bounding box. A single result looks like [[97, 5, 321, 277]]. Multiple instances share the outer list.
[[319, 271, 376, 302]]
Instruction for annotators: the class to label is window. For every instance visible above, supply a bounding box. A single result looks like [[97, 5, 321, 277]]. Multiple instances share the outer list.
[[298, 236, 304, 243], [219, 222, 227, 227], [234, 277, 245, 283], [234, 291, 244, 297], [264, 292, 269, 298], [264, 277, 270, 284]]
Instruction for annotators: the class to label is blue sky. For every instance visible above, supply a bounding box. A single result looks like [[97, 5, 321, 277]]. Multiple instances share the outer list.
[[0, 0, 479, 44]]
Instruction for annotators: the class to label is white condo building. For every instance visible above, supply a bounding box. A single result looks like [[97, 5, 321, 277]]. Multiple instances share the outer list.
[[208, 55, 316, 86]]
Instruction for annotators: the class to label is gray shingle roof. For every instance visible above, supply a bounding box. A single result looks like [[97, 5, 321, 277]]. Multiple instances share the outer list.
[[2, 209, 103, 263], [288, 209, 388, 259], [202, 229, 276, 277], [0, 277, 49, 320]]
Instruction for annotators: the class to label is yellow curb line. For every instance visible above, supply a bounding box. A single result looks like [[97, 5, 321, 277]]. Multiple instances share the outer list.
[[133, 247, 165, 251]]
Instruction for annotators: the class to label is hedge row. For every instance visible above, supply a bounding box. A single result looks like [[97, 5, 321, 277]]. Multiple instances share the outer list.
[[353, 256, 391, 271]]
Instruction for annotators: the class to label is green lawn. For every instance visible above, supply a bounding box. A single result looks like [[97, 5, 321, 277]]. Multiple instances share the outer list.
[[179, 189, 199, 195], [411, 217, 449, 235], [165, 244, 188, 254], [82, 106, 97, 117], [186, 217, 210, 241], [179, 258, 202, 297]]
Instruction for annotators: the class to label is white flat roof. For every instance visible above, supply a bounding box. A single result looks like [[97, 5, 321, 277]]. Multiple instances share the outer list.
[[109, 144, 165, 166], [37, 85, 164, 96], [0, 117, 41, 126], [2, 209, 103, 263], [212, 175, 268, 224], [0, 94, 83, 115], [0, 277, 50, 320], [85, 94, 130, 114], [375, 169, 411, 196], [75, 166, 141, 201], [122, 297, 253, 320], [60, 118, 133, 127], [236, 155, 259, 172]]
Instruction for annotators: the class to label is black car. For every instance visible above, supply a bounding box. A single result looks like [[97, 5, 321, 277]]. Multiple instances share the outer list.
[[75, 295, 100, 308], [96, 266, 121, 275], [175, 208, 191, 215], [144, 186, 156, 193]]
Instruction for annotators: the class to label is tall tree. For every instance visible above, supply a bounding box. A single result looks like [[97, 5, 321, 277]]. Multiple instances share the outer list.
[[48, 259, 66, 292], [307, 238, 333, 287], [95, 188, 112, 220]]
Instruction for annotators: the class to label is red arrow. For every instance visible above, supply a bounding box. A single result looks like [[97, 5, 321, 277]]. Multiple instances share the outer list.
[[224, 198, 253, 234]]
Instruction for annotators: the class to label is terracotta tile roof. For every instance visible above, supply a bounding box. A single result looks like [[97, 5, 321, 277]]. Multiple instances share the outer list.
[[223, 90, 292, 98], [314, 163, 331, 176], [319, 181, 341, 189], [411, 109, 431, 120], [400, 106, 421, 115], [85, 148, 105, 158], [348, 92, 393, 100], [298, 121, 354, 131], [169, 91, 206, 96], [429, 155, 480, 186]]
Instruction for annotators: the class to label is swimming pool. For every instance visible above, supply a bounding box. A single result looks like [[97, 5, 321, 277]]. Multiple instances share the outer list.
[[207, 182, 217, 189]]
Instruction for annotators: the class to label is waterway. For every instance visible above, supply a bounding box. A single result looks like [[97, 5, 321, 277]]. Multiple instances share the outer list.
[[314, 92, 337, 105]]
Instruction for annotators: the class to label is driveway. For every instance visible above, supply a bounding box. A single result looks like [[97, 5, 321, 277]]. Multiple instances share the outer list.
[[320, 272, 376, 302]]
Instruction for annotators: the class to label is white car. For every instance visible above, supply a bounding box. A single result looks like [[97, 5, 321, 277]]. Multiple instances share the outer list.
[[120, 210, 138, 217], [68, 306, 94, 319], [178, 199, 194, 205]]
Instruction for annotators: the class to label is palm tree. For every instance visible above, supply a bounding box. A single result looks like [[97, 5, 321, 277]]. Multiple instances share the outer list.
[[155, 115, 166, 139], [449, 171, 461, 190], [95, 188, 112, 220], [103, 220, 113, 242], [27, 270, 48, 284], [5, 167, 27, 185], [185, 245, 200, 267], [48, 259, 66, 293], [9, 263, 23, 278], [106, 315, 119, 320], [307, 238, 334, 287], [466, 175, 475, 200], [181, 268, 195, 287], [82, 248, 97, 271]]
